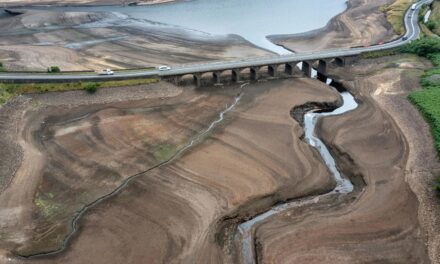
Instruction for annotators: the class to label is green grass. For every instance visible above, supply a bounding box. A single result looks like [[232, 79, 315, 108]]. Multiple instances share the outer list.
[[361, 48, 401, 59], [34, 193, 65, 219], [402, 37, 440, 197], [381, 0, 415, 35], [408, 89, 440, 155], [153, 144, 178, 162], [0, 77, 160, 104]]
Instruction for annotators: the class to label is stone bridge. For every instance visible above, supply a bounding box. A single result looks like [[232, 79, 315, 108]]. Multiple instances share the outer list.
[[167, 56, 356, 87]]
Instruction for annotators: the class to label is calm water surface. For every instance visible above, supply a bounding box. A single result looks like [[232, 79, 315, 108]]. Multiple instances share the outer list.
[[46, 0, 347, 54]]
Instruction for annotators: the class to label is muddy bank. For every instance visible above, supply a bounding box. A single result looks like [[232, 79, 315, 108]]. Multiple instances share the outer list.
[[250, 55, 437, 263], [0, 77, 342, 262], [270, 0, 397, 52], [0, 9, 272, 71]]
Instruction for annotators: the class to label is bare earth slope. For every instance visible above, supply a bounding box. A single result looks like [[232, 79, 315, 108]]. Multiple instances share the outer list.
[[251, 55, 439, 263]]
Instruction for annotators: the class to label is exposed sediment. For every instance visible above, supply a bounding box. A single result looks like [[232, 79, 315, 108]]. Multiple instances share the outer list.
[[0, 78, 342, 263], [270, 0, 398, 52]]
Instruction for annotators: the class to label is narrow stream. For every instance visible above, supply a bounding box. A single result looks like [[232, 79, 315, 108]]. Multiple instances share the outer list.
[[236, 83, 358, 264]]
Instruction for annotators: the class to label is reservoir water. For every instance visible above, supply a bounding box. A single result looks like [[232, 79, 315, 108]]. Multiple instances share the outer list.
[[35, 0, 347, 54]]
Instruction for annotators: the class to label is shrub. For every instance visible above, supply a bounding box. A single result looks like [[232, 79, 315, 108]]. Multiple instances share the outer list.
[[426, 20, 437, 31], [47, 66, 61, 73], [84, 83, 99, 94], [401, 37, 440, 57]]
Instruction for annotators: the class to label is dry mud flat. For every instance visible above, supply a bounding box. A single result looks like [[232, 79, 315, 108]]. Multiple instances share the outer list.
[[252, 56, 440, 263], [0, 78, 341, 263], [0, 59, 438, 263]]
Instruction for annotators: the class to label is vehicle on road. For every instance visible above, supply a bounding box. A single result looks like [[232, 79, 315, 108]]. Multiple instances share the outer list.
[[157, 65, 171, 71], [98, 69, 114, 75], [411, 4, 417, 11], [402, 36, 408, 41]]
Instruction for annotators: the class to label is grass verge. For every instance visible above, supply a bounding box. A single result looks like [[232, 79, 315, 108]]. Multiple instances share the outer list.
[[402, 37, 440, 197], [0, 77, 160, 105], [361, 48, 401, 59], [381, 0, 415, 35], [430, 0, 440, 35]]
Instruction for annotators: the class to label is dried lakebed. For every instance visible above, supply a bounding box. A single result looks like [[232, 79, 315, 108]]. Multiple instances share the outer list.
[[237, 85, 358, 264]]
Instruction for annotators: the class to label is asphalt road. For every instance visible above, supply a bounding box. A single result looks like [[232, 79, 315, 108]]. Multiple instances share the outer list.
[[0, 0, 432, 82]]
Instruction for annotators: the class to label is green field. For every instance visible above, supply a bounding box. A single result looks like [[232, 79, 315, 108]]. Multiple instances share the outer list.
[[0, 77, 160, 104], [402, 38, 440, 196]]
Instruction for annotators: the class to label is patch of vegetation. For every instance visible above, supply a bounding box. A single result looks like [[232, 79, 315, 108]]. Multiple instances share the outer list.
[[153, 143, 178, 162], [402, 38, 440, 154], [381, 0, 415, 35], [436, 176, 440, 196], [34, 192, 65, 219], [84, 82, 100, 94], [47, 66, 61, 73], [361, 48, 401, 59], [0, 77, 160, 104], [402, 37, 440, 196], [401, 37, 440, 56], [0, 62, 4, 72], [426, 20, 438, 31], [429, 0, 440, 35]]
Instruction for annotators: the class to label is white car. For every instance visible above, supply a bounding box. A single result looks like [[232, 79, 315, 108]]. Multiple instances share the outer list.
[[98, 69, 114, 75], [157, 65, 171, 71]]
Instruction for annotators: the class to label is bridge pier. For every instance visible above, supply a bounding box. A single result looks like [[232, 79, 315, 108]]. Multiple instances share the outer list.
[[250, 66, 260, 81], [171, 76, 182, 85], [268, 64, 279, 77], [212, 71, 222, 85], [284, 62, 297, 75], [317, 72, 327, 83], [318, 59, 327, 75], [193, 73, 202, 87], [232, 68, 242, 83], [333, 57, 345, 67], [302, 61, 312, 78]]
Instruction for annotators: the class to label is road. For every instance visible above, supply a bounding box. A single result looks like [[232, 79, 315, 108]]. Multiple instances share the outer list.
[[0, 0, 432, 82]]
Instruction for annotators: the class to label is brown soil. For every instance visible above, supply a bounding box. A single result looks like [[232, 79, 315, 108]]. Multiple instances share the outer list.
[[271, 0, 397, 52], [0, 77, 341, 263], [251, 55, 439, 263]]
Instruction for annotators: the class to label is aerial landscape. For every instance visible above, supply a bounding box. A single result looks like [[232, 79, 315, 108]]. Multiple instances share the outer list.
[[0, 0, 439, 263]]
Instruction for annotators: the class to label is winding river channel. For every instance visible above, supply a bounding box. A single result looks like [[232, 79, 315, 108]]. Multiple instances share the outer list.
[[237, 82, 358, 264]]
